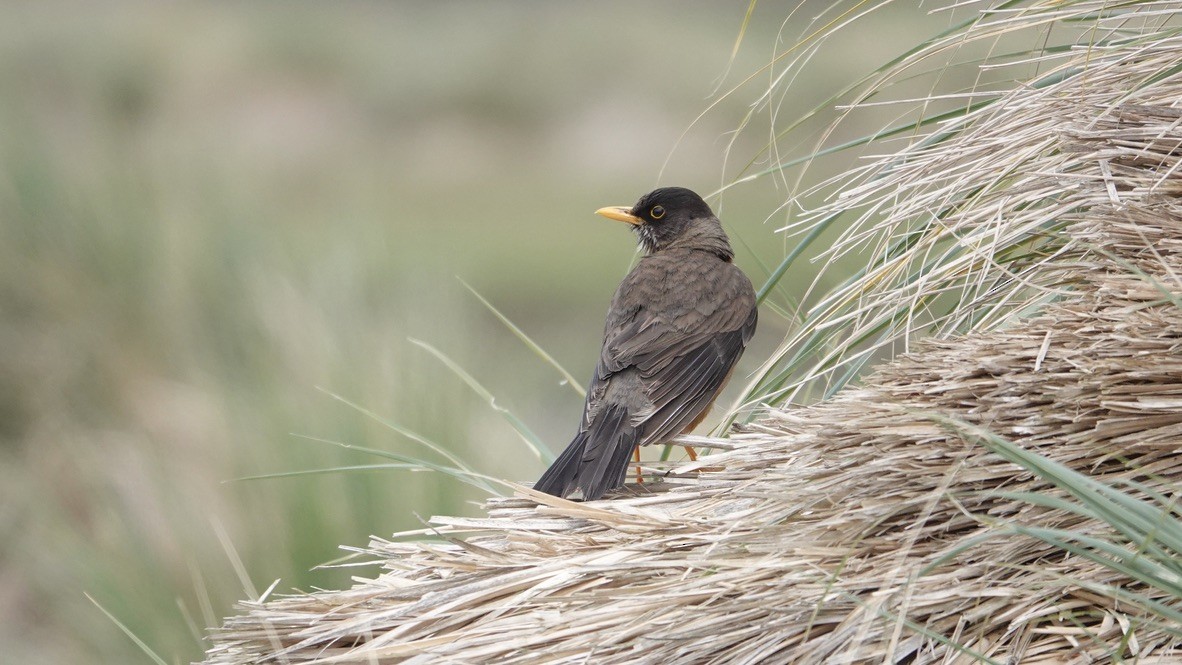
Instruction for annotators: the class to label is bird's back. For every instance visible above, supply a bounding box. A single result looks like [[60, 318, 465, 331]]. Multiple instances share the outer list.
[[537, 249, 756, 499]]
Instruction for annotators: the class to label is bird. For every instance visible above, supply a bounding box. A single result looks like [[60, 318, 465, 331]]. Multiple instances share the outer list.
[[534, 187, 757, 500]]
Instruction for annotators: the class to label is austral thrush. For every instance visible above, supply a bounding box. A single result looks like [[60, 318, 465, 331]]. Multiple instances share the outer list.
[[535, 187, 757, 500]]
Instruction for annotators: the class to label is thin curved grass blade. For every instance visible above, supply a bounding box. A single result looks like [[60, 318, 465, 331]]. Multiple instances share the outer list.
[[409, 338, 554, 464]]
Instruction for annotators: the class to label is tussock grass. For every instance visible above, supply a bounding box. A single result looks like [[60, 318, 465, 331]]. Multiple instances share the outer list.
[[203, 2, 1182, 663], [732, 0, 1182, 413]]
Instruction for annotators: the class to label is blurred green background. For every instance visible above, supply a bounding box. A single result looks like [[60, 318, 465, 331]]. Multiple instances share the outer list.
[[0, 2, 947, 663]]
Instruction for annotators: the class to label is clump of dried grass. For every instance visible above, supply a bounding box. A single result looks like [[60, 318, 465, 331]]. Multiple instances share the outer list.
[[736, 0, 1182, 408], [202, 3, 1182, 663]]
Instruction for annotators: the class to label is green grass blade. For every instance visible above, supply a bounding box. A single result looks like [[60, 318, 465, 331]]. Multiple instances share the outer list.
[[1052, 577, 1182, 638], [230, 463, 419, 481], [755, 209, 836, 306], [1002, 523, 1182, 607], [316, 386, 482, 478], [85, 593, 170, 665], [924, 413, 1182, 558], [458, 277, 585, 398], [238, 460, 512, 496], [998, 491, 1182, 572], [409, 338, 555, 464], [289, 433, 503, 495]]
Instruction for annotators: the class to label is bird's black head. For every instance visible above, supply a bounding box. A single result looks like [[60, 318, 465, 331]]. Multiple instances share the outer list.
[[596, 187, 729, 257], [628, 187, 714, 227]]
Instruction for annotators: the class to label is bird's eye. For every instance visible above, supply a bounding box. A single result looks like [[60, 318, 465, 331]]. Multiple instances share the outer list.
[[650, 205, 665, 219]]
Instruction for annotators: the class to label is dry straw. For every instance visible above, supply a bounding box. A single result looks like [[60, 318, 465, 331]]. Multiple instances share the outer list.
[[204, 2, 1182, 663]]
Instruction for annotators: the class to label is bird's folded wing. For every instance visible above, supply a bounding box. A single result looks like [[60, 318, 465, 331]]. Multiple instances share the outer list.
[[598, 305, 757, 443], [639, 321, 753, 441]]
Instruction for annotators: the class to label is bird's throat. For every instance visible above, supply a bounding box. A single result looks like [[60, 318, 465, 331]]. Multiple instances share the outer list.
[[634, 225, 660, 255]]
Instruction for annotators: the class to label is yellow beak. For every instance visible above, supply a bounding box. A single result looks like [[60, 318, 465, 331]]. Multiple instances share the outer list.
[[595, 206, 642, 226]]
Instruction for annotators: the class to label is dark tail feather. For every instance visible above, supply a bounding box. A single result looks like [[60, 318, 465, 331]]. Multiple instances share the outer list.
[[534, 405, 639, 501], [533, 430, 589, 498], [580, 406, 639, 500]]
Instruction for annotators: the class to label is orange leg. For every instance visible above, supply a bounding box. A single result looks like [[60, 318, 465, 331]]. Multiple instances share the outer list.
[[683, 446, 698, 461], [633, 447, 643, 484]]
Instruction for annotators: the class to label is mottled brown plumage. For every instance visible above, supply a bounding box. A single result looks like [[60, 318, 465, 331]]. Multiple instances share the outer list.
[[535, 187, 757, 500]]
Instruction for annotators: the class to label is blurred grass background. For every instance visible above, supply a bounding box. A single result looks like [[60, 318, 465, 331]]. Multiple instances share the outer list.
[[0, 2, 952, 662]]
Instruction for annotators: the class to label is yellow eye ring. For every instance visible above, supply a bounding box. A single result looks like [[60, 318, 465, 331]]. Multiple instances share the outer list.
[[650, 205, 665, 219]]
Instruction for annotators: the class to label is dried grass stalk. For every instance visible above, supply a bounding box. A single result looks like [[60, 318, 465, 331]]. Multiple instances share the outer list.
[[202, 3, 1182, 663]]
